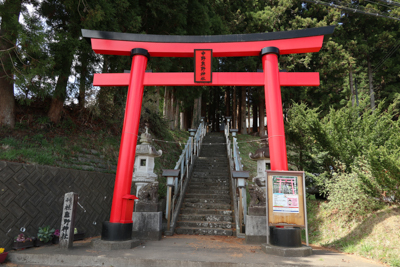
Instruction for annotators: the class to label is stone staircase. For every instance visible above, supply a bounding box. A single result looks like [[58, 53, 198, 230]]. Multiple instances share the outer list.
[[175, 132, 234, 236]]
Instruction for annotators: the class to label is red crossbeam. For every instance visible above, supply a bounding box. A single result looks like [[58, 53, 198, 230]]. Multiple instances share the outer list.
[[91, 36, 324, 57], [93, 72, 319, 87]]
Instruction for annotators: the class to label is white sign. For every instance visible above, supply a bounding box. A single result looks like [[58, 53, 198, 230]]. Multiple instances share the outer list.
[[272, 175, 299, 213]]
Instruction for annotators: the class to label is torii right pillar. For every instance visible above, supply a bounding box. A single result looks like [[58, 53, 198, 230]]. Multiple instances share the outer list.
[[261, 47, 288, 171]]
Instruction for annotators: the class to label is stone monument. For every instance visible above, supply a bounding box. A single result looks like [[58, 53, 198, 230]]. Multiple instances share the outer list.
[[245, 137, 270, 244]]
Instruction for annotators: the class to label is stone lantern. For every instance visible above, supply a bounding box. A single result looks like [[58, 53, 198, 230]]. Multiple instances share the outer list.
[[132, 124, 162, 196]]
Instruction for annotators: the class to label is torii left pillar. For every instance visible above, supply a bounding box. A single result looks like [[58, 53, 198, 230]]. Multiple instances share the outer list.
[[102, 48, 148, 241]]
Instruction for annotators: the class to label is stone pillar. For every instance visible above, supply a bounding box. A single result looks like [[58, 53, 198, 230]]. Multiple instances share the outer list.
[[59, 192, 78, 249]]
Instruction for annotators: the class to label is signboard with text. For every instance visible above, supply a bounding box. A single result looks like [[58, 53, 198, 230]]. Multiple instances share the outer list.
[[194, 49, 212, 83], [266, 171, 306, 227]]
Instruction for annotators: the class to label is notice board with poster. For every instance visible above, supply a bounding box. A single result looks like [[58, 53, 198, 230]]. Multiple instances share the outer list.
[[266, 171, 306, 227]]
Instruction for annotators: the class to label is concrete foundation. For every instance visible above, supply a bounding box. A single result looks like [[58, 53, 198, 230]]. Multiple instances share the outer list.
[[132, 211, 162, 241], [261, 243, 312, 257], [91, 238, 140, 251], [248, 207, 266, 216], [245, 215, 266, 244]]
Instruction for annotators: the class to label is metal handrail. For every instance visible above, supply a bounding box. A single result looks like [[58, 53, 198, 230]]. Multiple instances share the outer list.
[[225, 125, 247, 236], [165, 120, 207, 235]]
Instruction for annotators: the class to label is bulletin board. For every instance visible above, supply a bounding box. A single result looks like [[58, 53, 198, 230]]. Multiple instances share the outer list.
[[266, 171, 306, 227]]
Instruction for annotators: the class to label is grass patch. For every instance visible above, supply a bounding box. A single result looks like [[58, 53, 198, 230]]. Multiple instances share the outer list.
[[234, 134, 261, 179], [0, 116, 189, 180], [306, 200, 400, 266]]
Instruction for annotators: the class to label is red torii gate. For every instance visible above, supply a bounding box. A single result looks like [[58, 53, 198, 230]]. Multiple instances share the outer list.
[[82, 26, 334, 241]]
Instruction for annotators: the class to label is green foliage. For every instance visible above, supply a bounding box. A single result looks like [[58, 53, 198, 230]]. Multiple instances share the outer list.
[[37, 226, 55, 243], [324, 162, 383, 216], [286, 97, 400, 205]]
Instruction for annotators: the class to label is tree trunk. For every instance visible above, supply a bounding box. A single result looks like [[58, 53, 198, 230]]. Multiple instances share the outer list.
[[215, 89, 219, 131], [163, 86, 169, 117], [259, 93, 265, 136], [180, 102, 185, 130], [197, 95, 202, 126], [48, 71, 71, 123], [97, 58, 113, 116], [225, 87, 230, 116], [186, 106, 192, 130], [368, 59, 375, 110], [170, 88, 175, 130], [0, 0, 23, 128], [212, 88, 218, 131], [208, 88, 213, 131], [192, 98, 199, 128], [174, 100, 179, 129], [247, 88, 251, 133], [48, 42, 74, 124], [201, 91, 207, 118], [78, 52, 88, 109], [156, 87, 160, 114], [253, 98, 258, 133], [240, 87, 247, 134], [349, 68, 354, 106], [233, 86, 237, 129], [236, 87, 242, 133]]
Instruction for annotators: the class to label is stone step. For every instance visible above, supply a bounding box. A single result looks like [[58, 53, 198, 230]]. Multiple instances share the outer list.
[[190, 180, 229, 185], [184, 198, 230, 204], [185, 193, 231, 200], [192, 171, 229, 175], [175, 227, 233, 236], [178, 214, 233, 222], [194, 166, 229, 170], [183, 202, 231, 209], [187, 189, 230, 194], [176, 220, 235, 229], [191, 175, 229, 180], [177, 133, 234, 237], [200, 155, 227, 158], [190, 178, 229, 183], [191, 174, 229, 178], [188, 184, 230, 190], [200, 149, 226, 152], [180, 208, 233, 215], [196, 158, 228, 162], [195, 161, 229, 165]]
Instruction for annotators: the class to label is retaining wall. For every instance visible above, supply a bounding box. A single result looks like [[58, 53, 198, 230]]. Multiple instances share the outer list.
[[0, 160, 115, 250]]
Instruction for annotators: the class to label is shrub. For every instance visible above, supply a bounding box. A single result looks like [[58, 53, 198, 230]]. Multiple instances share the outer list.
[[323, 162, 383, 216], [286, 97, 400, 205]]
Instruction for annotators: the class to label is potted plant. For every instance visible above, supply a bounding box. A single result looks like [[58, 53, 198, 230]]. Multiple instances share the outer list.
[[0, 248, 8, 264], [52, 229, 60, 244], [35, 226, 55, 246], [12, 233, 34, 250]]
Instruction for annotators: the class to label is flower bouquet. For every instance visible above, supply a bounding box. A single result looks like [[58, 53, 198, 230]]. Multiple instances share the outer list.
[[13, 233, 34, 250]]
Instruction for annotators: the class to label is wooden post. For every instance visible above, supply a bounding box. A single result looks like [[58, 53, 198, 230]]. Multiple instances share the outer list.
[[167, 186, 172, 231], [239, 189, 243, 233]]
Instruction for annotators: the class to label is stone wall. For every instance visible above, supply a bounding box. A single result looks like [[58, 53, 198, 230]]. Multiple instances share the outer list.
[[0, 160, 115, 250], [57, 148, 117, 173]]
